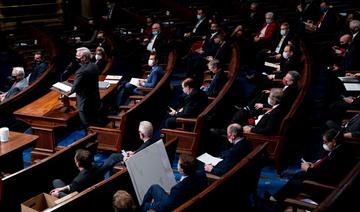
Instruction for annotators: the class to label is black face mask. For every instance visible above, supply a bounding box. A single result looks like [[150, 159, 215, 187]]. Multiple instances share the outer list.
[[339, 43, 349, 49]]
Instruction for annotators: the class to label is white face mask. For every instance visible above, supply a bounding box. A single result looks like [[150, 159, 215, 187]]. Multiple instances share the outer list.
[[197, 15, 202, 20], [282, 52, 289, 59], [323, 143, 331, 151], [265, 18, 272, 24], [148, 59, 154, 66], [267, 97, 273, 106], [280, 29, 287, 36], [177, 163, 181, 173], [95, 54, 102, 60]]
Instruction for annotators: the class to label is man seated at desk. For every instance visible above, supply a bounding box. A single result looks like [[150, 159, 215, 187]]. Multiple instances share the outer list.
[[0, 67, 28, 102]]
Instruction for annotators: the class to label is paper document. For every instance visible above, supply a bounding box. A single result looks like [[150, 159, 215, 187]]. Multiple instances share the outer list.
[[129, 78, 142, 87], [338, 76, 360, 83], [264, 62, 280, 69], [104, 79, 119, 84], [197, 153, 223, 166], [105, 75, 122, 80], [98, 81, 110, 89], [344, 83, 360, 91], [52, 82, 72, 93]]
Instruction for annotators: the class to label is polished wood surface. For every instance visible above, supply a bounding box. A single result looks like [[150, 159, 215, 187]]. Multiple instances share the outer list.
[[0, 131, 38, 173], [13, 79, 118, 160]]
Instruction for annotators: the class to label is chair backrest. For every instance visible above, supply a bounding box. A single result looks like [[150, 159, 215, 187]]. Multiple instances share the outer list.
[[0, 132, 98, 212], [161, 44, 240, 155], [314, 161, 360, 212], [46, 138, 179, 211], [173, 142, 268, 211], [0, 27, 59, 127], [95, 51, 176, 152]]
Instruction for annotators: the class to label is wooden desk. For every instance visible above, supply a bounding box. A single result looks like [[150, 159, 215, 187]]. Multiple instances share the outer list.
[[0, 131, 38, 173], [14, 79, 118, 160]]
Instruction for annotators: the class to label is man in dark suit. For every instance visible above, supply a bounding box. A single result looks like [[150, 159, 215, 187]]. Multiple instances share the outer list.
[[326, 113, 360, 139], [27, 51, 48, 85], [333, 20, 360, 73], [100, 121, 158, 175], [184, 8, 209, 39], [115, 53, 164, 107], [144, 23, 168, 55], [204, 123, 253, 176], [141, 154, 208, 212], [270, 129, 356, 202], [165, 78, 208, 129], [232, 71, 299, 125], [50, 149, 103, 198], [201, 59, 227, 97], [71, 47, 101, 128], [243, 88, 285, 135]]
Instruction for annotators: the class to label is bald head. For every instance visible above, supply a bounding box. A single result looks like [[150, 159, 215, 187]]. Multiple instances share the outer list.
[[340, 34, 352, 45]]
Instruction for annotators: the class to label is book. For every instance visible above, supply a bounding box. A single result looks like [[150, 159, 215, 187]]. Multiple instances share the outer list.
[[105, 75, 122, 80], [264, 61, 280, 69], [197, 153, 223, 166], [98, 81, 110, 89], [129, 78, 142, 87], [51, 82, 72, 95]]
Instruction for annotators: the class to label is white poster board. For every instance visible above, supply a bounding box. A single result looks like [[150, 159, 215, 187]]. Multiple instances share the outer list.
[[125, 139, 176, 204]]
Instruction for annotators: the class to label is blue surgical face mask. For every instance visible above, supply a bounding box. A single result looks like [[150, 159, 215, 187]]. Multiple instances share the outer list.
[[265, 18, 272, 24], [152, 31, 159, 36], [323, 143, 331, 151], [282, 52, 289, 59], [320, 8, 328, 13], [177, 163, 181, 173]]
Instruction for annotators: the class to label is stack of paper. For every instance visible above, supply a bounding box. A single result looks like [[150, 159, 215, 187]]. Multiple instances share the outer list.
[[104, 75, 122, 84], [264, 62, 280, 69], [197, 153, 223, 166], [52, 82, 72, 93], [129, 78, 142, 87]]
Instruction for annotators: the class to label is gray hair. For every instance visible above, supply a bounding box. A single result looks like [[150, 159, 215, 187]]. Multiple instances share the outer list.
[[76, 47, 92, 62], [265, 12, 274, 19], [139, 121, 153, 137], [12, 67, 25, 77]]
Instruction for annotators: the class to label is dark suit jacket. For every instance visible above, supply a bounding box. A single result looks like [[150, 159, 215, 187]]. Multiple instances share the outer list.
[[150, 32, 168, 55], [72, 62, 101, 113], [211, 138, 253, 176], [205, 69, 227, 97], [316, 9, 337, 34], [272, 33, 292, 54], [150, 171, 208, 212], [345, 114, 360, 138], [280, 83, 299, 112], [251, 104, 286, 135], [192, 18, 209, 37], [69, 166, 103, 193], [340, 34, 360, 71], [176, 88, 208, 118], [136, 137, 158, 153], [28, 61, 48, 84], [275, 55, 302, 79], [305, 143, 356, 185]]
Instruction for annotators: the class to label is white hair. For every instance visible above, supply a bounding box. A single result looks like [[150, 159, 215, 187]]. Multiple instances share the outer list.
[[12, 67, 25, 77], [139, 121, 153, 137], [76, 47, 92, 62]]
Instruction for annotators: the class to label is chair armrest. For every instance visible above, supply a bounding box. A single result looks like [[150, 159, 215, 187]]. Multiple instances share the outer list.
[[176, 117, 197, 124], [134, 87, 153, 93], [303, 180, 337, 192], [284, 198, 318, 210], [206, 173, 221, 182], [161, 128, 197, 138], [129, 95, 145, 100]]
